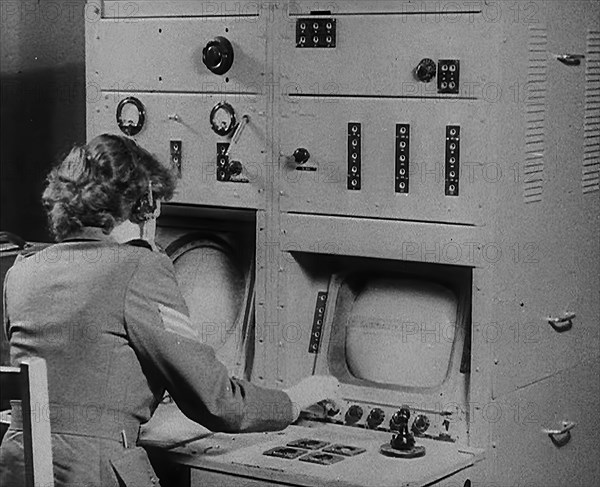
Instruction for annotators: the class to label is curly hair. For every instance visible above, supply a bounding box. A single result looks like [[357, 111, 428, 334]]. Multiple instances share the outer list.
[[42, 134, 176, 241]]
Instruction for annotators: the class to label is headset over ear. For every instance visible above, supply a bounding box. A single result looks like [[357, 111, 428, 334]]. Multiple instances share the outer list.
[[131, 181, 158, 223]]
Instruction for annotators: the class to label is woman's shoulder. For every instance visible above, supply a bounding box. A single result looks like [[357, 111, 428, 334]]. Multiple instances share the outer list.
[[122, 241, 174, 272]]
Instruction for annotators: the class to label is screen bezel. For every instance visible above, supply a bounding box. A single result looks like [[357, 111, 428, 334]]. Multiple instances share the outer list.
[[313, 261, 471, 409]]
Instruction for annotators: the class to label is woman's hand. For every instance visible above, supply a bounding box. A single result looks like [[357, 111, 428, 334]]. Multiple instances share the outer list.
[[284, 375, 340, 421]]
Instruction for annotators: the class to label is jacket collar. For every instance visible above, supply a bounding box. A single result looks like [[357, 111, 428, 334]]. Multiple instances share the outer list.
[[61, 227, 153, 250], [61, 227, 116, 243]]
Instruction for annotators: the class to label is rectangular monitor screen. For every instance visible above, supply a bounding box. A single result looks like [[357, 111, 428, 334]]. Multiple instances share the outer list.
[[328, 273, 466, 390]]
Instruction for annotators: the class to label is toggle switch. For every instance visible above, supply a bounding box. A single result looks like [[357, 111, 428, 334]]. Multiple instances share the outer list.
[[380, 406, 426, 458], [203, 36, 234, 75]]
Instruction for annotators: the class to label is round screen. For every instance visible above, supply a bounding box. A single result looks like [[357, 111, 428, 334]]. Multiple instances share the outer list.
[[171, 240, 245, 360], [345, 278, 457, 388]]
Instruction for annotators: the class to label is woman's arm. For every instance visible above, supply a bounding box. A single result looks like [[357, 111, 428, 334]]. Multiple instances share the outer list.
[[124, 250, 294, 433]]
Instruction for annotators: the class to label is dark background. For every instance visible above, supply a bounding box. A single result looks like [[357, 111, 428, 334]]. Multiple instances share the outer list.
[[1, 0, 87, 243]]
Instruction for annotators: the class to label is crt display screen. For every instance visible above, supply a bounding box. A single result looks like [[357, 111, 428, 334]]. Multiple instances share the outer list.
[[331, 277, 459, 389], [172, 239, 245, 354]]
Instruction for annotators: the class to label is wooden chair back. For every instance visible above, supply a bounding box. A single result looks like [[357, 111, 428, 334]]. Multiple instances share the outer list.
[[0, 357, 53, 487]]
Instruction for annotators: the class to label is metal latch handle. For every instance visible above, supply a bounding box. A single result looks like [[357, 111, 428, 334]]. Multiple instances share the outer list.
[[548, 312, 575, 333], [542, 421, 576, 447], [556, 54, 585, 66]]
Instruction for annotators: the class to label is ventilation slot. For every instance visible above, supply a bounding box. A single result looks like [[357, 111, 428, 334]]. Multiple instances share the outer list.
[[583, 30, 600, 194], [524, 26, 547, 204]]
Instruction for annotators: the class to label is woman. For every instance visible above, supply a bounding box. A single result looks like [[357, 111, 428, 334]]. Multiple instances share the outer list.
[[0, 134, 338, 486]]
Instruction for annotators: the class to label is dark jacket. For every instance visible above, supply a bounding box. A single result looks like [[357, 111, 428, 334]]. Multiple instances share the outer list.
[[0, 227, 293, 486]]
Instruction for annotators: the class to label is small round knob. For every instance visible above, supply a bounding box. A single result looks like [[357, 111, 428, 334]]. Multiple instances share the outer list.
[[345, 405, 363, 425], [414, 58, 437, 83], [366, 408, 385, 429], [203, 36, 234, 75], [228, 160, 243, 176], [411, 414, 430, 435], [293, 147, 310, 164]]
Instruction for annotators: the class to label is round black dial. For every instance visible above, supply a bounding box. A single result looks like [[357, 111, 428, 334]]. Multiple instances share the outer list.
[[414, 58, 437, 83], [345, 405, 363, 425], [366, 408, 385, 429], [202, 36, 234, 75], [293, 148, 310, 164]]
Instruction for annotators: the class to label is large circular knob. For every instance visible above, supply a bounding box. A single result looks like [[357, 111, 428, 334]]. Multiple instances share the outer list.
[[414, 58, 436, 83], [366, 408, 385, 429], [203, 36, 234, 75], [344, 405, 363, 425], [293, 147, 310, 164]]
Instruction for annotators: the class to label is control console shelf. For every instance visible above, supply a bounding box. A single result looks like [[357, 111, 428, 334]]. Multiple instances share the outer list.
[[145, 421, 484, 487]]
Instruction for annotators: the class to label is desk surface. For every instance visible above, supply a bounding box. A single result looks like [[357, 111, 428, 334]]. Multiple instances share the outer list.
[[141, 403, 484, 487]]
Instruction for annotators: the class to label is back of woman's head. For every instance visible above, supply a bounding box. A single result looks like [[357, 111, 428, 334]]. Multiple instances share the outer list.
[[43, 134, 176, 241]]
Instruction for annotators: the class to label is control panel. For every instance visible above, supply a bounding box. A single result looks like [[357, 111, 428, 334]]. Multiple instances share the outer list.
[[89, 2, 600, 487], [302, 401, 461, 444], [277, 9, 496, 224], [278, 99, 487, 224]]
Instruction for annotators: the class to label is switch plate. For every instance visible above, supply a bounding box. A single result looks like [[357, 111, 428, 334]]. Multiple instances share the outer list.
[[395, 124, 410, 193], [308, 292, 328, 353], [170, 140, 182, 177], [438, 60, 460, 94], [347, 123, 361, 190], [296, 18, 336, 48], [445, 125, 460, 196], [216, 142, 230, 181]]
